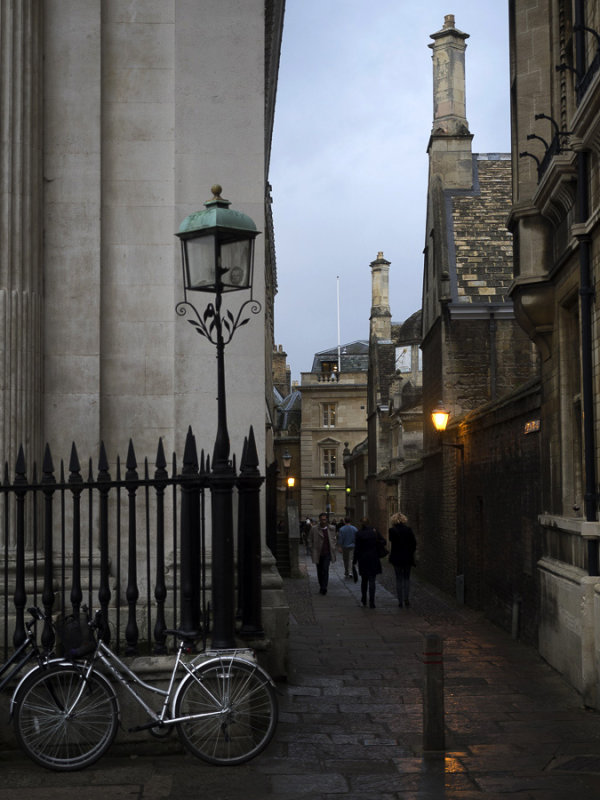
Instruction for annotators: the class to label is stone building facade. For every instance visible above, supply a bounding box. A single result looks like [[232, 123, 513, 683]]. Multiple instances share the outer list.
[[1, 1, 287, 669], [402, 15, 540, 621], [300, 343, 368, 522], [507, 0, 600, 706], [365, 251, 423, 538], [1, 0, 284, 474]]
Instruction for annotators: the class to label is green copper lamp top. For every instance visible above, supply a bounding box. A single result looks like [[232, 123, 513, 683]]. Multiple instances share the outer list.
[[178, 185, 258, 236]]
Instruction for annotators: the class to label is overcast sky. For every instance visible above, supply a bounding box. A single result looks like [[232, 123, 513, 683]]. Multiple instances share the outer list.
[[270, 1, 511, 383]]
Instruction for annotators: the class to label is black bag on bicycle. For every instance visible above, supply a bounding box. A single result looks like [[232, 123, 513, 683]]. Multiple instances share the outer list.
[[55, 612, 96, 659]]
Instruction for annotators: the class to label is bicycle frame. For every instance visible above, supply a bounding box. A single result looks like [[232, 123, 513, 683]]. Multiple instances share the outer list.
[[1, 610, 56, 695], [52, 638, 267, 733]]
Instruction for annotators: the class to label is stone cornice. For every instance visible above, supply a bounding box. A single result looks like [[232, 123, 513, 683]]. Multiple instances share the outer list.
[[531, 152, 577, 227], [447, 302, 515, 321]]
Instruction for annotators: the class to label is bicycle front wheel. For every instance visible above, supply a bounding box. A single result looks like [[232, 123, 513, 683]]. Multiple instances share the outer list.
[[175, 657, 278, 765], [13, 664, 118, 771]]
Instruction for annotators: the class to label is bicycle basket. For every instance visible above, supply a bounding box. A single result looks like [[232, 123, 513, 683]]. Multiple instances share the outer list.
[[55, 612, 96, 658]]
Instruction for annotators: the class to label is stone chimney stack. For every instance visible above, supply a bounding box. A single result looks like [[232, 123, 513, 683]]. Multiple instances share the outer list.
[[428, 15, 473, 187], [369, 252, 392, 341], [273, 344, 291, 397]]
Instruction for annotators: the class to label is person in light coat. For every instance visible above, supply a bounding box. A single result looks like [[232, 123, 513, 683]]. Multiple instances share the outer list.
[[310, 513, 337, 595]]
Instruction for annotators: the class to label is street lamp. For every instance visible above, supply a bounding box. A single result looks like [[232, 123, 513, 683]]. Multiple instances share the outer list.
[[324, 481, 331, 521], [430, 402, 466, 604], [282, 449, 292, 501], [176, 185, 261, 648], [431, 401, 450, 433]]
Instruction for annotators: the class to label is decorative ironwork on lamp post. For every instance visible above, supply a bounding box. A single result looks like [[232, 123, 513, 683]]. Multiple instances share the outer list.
[[176, 185, 261, 648]]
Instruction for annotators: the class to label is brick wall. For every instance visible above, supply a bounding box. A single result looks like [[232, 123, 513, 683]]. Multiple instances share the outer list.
[[401, 381, 542, 644], [461, 383, 542, 642]]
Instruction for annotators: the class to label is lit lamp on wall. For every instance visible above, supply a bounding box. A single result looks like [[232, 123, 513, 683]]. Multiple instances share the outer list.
[[176, 185, 261, 648], [430, 401, 465, 604], [431, 402, 450, 434], [282, 449, 293, 500]]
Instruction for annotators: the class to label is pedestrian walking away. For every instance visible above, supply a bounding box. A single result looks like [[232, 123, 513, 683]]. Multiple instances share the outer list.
[[388, 511, 417, 608], [353, 517, 385, 608], [303, 517, 312, 555], [310, 513, 337, 595], [337, 517, 358, 578]]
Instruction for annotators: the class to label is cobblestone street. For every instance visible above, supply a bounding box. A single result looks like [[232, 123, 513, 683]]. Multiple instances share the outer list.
[[1, 555, 600, 798]]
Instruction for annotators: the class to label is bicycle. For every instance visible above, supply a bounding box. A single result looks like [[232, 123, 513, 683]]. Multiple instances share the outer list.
[[9, 609, 278, 771]]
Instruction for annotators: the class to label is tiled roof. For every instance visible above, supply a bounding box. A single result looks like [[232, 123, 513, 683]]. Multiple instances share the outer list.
[[311, 341, 369, 373], [450, 157, 513, 304]]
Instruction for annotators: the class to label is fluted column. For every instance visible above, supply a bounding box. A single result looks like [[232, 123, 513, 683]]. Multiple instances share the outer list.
[[0, 1, 44, 469]]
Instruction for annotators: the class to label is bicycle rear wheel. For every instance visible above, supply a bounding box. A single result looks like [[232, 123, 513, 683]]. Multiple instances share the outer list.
[[13, 664, 118, 771], [175, 656, 278, 765]]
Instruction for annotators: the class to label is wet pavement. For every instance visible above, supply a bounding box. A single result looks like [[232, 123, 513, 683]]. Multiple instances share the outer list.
[[1, 553, 600, 798]]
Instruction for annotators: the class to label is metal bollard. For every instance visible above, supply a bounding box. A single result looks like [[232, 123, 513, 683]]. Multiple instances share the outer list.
[[423, 633, 445, 751]]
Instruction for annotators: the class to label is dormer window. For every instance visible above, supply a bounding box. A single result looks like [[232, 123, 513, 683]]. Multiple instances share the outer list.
[[320, 361, 338, 378]]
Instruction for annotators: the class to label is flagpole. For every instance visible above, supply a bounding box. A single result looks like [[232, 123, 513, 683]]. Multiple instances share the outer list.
[[337, 275, 341, 374]]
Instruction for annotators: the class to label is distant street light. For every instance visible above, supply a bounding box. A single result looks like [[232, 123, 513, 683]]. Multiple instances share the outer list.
[[282, 450, 292, 501]]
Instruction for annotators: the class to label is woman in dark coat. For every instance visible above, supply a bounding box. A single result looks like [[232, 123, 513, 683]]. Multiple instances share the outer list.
[[388, 511, 417, 608], [353, 517, 384, 608]]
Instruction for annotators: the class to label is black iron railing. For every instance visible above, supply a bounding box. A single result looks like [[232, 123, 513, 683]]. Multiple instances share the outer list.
[[1, 426, 264, 661]]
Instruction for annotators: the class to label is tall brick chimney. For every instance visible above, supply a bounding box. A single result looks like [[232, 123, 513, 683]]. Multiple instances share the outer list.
[[369, 252, 392, 341]]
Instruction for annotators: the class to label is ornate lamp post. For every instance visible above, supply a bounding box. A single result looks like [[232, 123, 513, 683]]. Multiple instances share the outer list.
[[324, 481, 331, 521], [176, 185, 261, 647]]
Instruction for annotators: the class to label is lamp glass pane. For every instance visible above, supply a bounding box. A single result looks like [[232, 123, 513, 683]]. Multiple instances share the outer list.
[[185, 235, 216, 290], [220, 239, 251, 290], [431, 411, 449, 431]]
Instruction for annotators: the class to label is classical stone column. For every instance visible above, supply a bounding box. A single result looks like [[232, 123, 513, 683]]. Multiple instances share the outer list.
[[0, 1, 43, 471]]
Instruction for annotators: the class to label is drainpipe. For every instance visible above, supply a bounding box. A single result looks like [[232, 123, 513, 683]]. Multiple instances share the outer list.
[[575, 0, 598, 576], [578, 150, 598, 576], [489, 312, 497, 399]]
